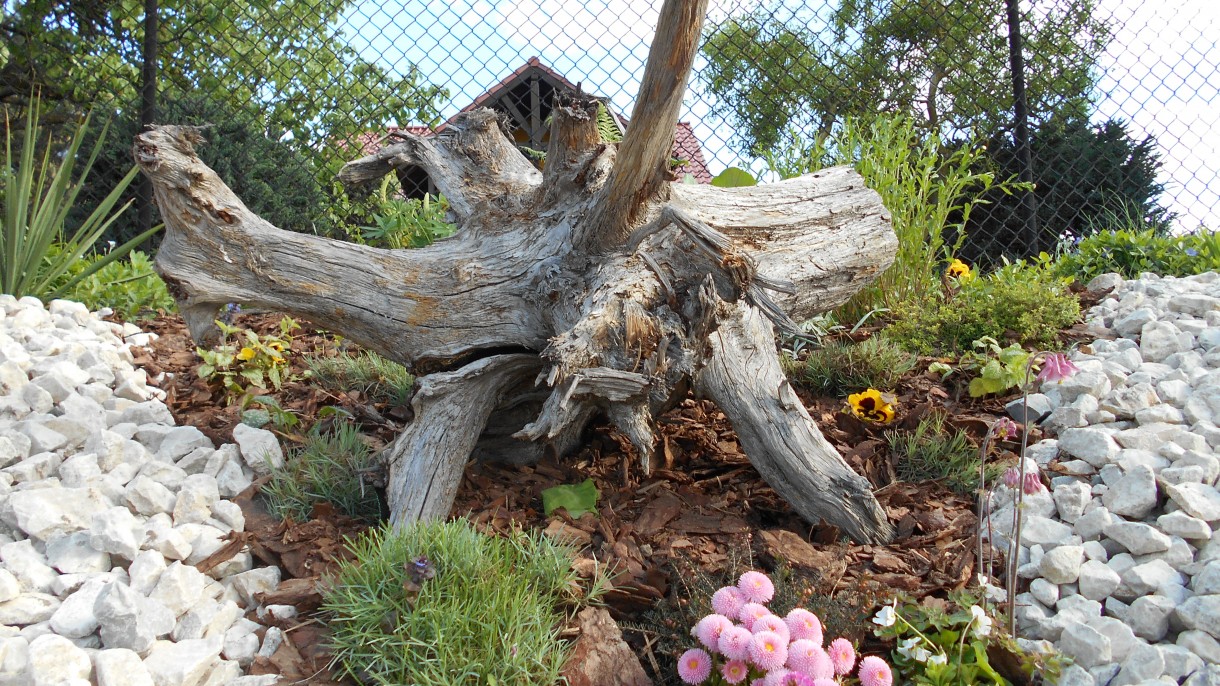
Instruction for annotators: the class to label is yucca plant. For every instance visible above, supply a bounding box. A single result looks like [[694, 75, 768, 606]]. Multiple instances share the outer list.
[[1, 96, 158, 299]]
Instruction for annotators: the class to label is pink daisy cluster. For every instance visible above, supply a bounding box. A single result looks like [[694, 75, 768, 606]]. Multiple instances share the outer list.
[[677, 571, 893, 686]]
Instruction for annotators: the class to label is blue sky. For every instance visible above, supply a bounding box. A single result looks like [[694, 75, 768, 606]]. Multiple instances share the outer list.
[[340, 0, 1219, 232]]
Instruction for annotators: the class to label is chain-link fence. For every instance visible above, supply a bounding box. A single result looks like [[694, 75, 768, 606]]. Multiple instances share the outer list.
[[3, 0, 1216, 260]]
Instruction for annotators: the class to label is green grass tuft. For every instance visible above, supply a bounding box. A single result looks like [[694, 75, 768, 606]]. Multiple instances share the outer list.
[[787, 335, 916, 397], [322, 519, 584, 686], [887, 412, 990, 495], [260, 421, 384, 522], [304, 350, 414, 406]]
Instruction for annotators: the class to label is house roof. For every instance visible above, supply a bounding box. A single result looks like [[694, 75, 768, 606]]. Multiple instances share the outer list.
[[353, 58, 713, 183]]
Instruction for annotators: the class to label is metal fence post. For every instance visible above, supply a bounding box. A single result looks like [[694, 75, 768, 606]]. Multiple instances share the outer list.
[[137, 0, 159, 236], [1005, 0, 1040, 256]]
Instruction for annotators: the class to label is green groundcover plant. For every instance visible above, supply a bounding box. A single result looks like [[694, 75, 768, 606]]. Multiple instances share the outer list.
[[261, 420, 383, 522], [323, 519, 592, 686], [1053, 227, 1220, 282]]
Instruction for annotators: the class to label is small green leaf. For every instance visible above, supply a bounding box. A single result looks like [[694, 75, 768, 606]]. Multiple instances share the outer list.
[[711, 167, 757, 188], [241, 409, 271, 428], [542, 479, 600, 518]]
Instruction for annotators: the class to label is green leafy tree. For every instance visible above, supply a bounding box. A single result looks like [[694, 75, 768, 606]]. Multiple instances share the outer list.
[[73, 91, 326, 245], [701, 0, 1109, 155], [0, 0, 447, 173]]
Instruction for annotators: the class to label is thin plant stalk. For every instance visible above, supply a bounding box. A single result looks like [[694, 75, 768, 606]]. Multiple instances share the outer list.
[[976, 422, 1000, 609], [1006, 351, 1048, 635]]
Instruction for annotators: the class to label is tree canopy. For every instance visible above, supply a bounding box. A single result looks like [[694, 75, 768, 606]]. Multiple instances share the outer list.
[[700, 0, 1110, 155], [0, 0, 446, 170]]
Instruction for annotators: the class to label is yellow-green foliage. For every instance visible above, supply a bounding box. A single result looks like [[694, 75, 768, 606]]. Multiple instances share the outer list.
[[47, 247, 174, 319], [887, 259, 1080, 355]]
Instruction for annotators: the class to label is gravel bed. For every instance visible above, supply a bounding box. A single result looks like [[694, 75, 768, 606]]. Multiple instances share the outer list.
[[0, 294, 289, 686], [985, 271, 1220, 686]]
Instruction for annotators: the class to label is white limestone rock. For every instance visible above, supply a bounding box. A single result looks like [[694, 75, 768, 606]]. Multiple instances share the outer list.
[[0, 593, 59, 626], [1058, 427, 1121, 467], [1105, 521, 1172, 556], [1041, 545, 1085, 584], [141, 638, 224, 686], [1079, 559, 1122, 600], [45, 531, 111, 574], [1163, 481, 1220, 522], [1127, 595, 1176, 642], [1176, 595, 1220, 639], [92, 648, 154, 686], [230, 424, 283, 476], [1060, 622, 1112, 669], [1158, 510, 1213, 540], [148, 562, 208, 619], [89, 506, 142, 561], [26, 633, 91, 686], [4, 486, 111, 541], [1102, 465, 1160, 519]]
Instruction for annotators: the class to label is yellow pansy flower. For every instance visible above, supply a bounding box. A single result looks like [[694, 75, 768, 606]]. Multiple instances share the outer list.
[[847, 389, 897, 424]]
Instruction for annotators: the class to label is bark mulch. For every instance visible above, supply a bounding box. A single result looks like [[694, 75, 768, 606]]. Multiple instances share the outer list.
[[127, 307, 1085, 684]]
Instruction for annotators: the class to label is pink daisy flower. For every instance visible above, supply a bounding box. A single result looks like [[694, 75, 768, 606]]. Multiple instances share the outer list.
[[718, 625, 755, 661], [692, 614, 733, 652], [828, 638, 856, 675], [779, 674, 816, 686], [858, 656, 893, 686], [784, 608, 824, 646], [738, 571, 776, 604], [678, 648, 712, 684], [785, 639, 825, 675], [762, 668, 791, 686], [721, 659, 750, 685], [713, 586, 747, 618], [812, 680, 838, 686], [749, 631, 788, 672], [752, 614, 791, 642], [751, 680, 766, 686], [739, 603, 771, 630]]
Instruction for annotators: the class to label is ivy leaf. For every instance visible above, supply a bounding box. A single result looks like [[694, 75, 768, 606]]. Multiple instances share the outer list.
[[542, 479, 600, 518]]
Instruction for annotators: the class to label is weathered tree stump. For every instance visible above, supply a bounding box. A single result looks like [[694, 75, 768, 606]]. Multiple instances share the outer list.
[[133, 0, 898, 542]]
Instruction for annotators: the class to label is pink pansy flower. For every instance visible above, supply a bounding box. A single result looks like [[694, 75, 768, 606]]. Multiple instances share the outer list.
[[713, 586, 747, 618], [738, 571, 776, 604], [784, 608, 824, 646], [718, 625, 755, 661], [828, 637, 856, 675], [721, 659, 750, 685], [739, 603, 772, 630], [858, 656, 893, 686], [749, 631, 788, 672], [692, 614, 734, 652], [677, 648, 712, 684], [1037, 352, 1079, 384], [752, 614, 791, 642]]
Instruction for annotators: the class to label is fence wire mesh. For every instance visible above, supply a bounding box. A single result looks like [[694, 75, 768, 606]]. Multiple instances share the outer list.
[[2, 0, 1216, 261]]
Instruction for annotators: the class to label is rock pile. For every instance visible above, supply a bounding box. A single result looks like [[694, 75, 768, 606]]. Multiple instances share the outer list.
[[0, 295, 290, 686], [986, 272, 1220, 686]]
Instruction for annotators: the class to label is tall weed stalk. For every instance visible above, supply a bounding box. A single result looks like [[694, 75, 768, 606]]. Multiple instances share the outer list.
[[766, 115, 1020, 322]]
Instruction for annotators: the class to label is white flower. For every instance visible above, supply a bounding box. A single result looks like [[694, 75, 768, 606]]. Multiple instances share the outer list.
[[872, 604, 897, 627], [897, 637, 930, 663], [971, 605, 993, 638], [976, 574, 989, 586], [928, 653, 948, 665]]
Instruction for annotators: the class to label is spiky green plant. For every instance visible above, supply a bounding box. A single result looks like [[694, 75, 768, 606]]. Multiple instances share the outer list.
[[303, 349, 415, 406], [1, 96, 158, 298], [887, 412, 988, 494], [261, 421, 383, 522]]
